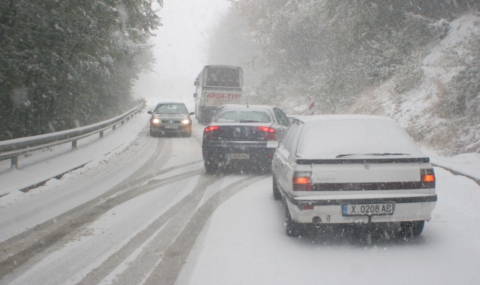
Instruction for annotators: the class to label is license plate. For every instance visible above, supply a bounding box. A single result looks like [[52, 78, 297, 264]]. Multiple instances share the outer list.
[[342, 203, 394, 216], [165, 126, 178, 129], [228, 153, 250, 159], [266, 140, 279, 148]]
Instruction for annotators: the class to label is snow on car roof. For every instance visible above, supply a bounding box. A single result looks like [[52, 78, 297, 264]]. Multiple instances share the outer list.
[[295, 115, 426, 159], [219, 104, 277, 110]]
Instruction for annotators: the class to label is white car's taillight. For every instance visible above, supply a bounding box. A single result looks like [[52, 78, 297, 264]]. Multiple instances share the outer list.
[[293, 171, 312, 191], [421, 168, 435, 188]]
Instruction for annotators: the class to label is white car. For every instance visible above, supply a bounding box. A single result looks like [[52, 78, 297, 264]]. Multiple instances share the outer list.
[[272, 115, 437, 237]]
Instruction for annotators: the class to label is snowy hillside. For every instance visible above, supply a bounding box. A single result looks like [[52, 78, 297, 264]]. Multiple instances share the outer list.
[[345, 12, 480, 156]]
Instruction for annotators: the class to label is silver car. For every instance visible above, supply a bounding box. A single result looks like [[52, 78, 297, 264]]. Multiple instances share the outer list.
[[148, 102, 194, 137], [272, 115, 437, 237]]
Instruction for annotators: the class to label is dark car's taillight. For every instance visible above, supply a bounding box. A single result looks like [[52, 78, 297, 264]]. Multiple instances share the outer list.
[[203, 125, 219, 140], [293, 172, 312, 191], [256, 126, 277, 140], [421, 168, 435, 188], [204, 126, 219, 132]]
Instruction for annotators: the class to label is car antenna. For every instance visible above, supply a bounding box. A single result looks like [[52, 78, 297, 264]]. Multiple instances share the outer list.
[[246, 95, 249, 108]]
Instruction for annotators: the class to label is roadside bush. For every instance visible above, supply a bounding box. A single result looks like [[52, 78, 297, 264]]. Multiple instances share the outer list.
[[393, 59, 424, 94], [438, 36, 480, 120]]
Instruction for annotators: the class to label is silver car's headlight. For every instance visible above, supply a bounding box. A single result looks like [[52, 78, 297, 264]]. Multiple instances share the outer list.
[[152, 118, 160, 124], [181, 119, 190, 125]]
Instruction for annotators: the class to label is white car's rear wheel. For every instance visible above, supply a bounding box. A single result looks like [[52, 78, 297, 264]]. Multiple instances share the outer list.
[[273, 176, 281, 200], [401, 221, 425, 238], [285, 203, 303, 237]]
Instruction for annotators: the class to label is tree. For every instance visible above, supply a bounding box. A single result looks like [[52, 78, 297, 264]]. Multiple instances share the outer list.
[[207, 6, 267, 95], [230, 0, 474, 113], [0, 0, 162, 140]]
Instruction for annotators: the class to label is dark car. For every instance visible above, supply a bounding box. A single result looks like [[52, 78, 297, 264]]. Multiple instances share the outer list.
[[148, 102, 194, 137], [202, 104, 290, 173]]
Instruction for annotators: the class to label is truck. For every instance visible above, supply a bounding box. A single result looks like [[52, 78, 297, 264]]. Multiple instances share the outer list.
[[194, 65, 243, 124]]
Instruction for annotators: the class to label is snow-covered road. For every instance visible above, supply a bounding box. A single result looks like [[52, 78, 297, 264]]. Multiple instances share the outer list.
[[0, 110, 479, 285], [177, 167, 480, 285]]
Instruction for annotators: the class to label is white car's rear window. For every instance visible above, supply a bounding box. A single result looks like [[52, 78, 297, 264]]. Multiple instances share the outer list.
[[296, 117, 425, 159]]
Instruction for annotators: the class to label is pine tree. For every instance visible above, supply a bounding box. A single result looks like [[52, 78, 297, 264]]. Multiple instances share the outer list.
[[0, 0, 161, 140]]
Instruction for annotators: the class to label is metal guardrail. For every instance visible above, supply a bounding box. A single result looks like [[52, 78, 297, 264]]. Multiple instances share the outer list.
[[0, 105, 143, 169]]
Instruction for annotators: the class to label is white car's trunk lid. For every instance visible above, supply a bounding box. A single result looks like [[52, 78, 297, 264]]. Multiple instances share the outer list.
[[311, 162, 420, 184]]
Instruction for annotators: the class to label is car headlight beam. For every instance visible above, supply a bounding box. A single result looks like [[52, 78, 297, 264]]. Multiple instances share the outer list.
[[181, 119, 190, 125], [152, 118, 160, 124]]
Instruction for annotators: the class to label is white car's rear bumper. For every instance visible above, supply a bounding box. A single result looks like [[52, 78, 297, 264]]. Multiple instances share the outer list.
[[285, 194, 437, 224]]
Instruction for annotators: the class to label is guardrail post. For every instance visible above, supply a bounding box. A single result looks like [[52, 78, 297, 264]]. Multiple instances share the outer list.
[[99, 131, 104, 138], [11, 156, 18, 169], [112, 124, 116, 130], [121, 120, 124, 125], [72, 140, 78, 149]]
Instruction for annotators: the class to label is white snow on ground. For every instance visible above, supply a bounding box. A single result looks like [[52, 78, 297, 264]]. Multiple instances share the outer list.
[[8, 177, 200, 285], [177, 168, 480, 285], [422, 13, 480, 81], [0, 111, 156, 242], [0, 110, 151, 196], [0, 99, 479, 285], [99, 219, 171, 285], [429, 152, 480, 182], [196, 175, 249, 211]]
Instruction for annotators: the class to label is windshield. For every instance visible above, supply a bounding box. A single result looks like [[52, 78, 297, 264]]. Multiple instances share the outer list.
[[204, 67, 241, 87], [1, 1, 479, 285], [213, 110, 271, 123], [154, 103, 188, 114]]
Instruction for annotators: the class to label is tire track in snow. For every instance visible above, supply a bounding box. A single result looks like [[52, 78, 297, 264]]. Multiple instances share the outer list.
[[4, 174, 203, 285], [117, 132, 204, 190], [73, 175, 263, 285], [143, 175, 268, 285], [75, 173, 220, 285], [108, 135, 170, 191], [0, 137, 202, 280], [0, 168, 204, 282]]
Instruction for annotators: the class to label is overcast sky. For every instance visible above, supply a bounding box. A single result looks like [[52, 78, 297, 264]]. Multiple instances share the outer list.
[[133, 0, 231, 109]]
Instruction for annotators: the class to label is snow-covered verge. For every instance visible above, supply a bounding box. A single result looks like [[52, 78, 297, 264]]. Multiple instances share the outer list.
[[427, 151, 480, 184], [344, 12, 480, 156], [0, 110, 150, 197]]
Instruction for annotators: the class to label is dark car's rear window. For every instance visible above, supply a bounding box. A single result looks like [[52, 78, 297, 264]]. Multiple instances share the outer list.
[[214, 110, 271, 123]]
